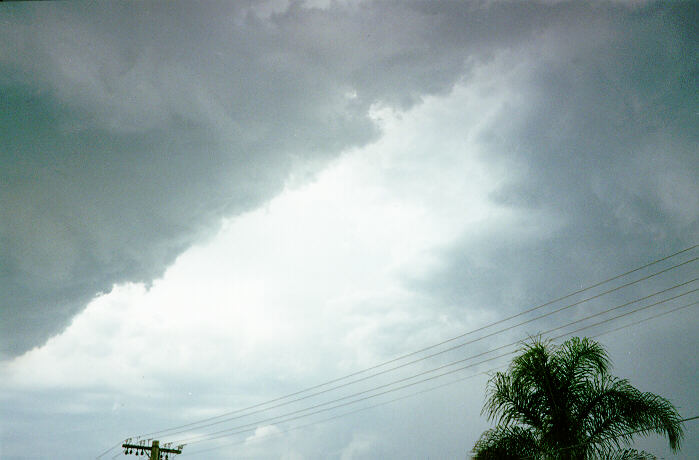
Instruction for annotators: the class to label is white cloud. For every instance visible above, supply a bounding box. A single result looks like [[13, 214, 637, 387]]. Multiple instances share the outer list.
[[245, 425, 282, 445], [2, 79, 514, 400], [340, 432, 377, 460]]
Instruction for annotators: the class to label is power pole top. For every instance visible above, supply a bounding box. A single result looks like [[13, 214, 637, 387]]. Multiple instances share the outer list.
[[121, 440, 183, 459]]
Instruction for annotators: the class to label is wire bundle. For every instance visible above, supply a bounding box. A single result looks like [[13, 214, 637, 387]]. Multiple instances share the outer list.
[[97, 245, 698, 458]]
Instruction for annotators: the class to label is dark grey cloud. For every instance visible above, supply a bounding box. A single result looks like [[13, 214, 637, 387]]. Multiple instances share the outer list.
[[0, 0, 596, 358], [421, 1, 697, 317], [410, 4, 698, 454], [1, 3, 696, 457]]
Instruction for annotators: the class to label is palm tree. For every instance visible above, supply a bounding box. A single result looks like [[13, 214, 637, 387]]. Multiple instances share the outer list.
[[471, 337, 684, 459]]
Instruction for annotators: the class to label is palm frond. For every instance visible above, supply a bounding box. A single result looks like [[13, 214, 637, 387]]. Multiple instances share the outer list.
[[583, 376, 684, 452], [484, 372, 546, 430], [558, 336, 610, 384], [471, 425, 539, 459], [598, 448, 656, 460], [473, 337, 685, 459]]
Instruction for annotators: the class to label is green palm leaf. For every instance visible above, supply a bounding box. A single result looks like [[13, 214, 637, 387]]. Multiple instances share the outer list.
[[471, 336, 684, 460]]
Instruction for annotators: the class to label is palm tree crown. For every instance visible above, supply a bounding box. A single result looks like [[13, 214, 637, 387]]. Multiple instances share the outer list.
[[472, 337, 684, 459]]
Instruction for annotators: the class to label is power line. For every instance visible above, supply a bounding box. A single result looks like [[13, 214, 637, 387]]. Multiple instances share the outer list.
[[549, 297, 698, 341], [99, 248, 697, 458], [593, 301, 698, 339], [174, 350, 523, 444], [183, 302, 699, 456], [184, 369, 495, 456], [97, 441, 125, 459], [174, 297, 697, 446], [133, 247, 696, 440], [159, 280, 696, 441], [178, 302, 697, 452], [169, 292, 697, 446]]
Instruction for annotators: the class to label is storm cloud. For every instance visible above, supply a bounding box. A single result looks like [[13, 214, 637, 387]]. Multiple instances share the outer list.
[[0, 1, 697, 459], [0, 0, 592, 357]]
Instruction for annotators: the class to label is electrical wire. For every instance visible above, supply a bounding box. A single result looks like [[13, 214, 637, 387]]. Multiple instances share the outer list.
[[174, 298, 697, 446], [97, 441, 125, 459], [182, 300, 699, 456], [184, 368, 497, 456], [133, 247, 696, 440], [169, 292, 697, 446], [593, 301, 698, 339], [159, 280, 696, 441], [101, 245, 694, 457]]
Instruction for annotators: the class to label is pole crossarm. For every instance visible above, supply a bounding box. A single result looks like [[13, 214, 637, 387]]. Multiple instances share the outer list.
[[121, 440, 183, 459], [122, 444, 182, 454]]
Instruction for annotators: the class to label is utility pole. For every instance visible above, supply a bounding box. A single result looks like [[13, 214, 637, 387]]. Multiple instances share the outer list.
[[121, 440, 183, 460]]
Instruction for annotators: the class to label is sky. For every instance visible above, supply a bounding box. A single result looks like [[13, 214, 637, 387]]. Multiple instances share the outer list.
[[0, 0, 697, 459]]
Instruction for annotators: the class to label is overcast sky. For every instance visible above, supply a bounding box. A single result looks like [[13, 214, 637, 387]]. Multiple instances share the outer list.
[[1, 1, 697, 459]]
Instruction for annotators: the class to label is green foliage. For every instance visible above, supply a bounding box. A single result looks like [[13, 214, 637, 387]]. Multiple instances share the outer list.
[[472, 425, 539, 459], [472, 337, 684, 460]]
